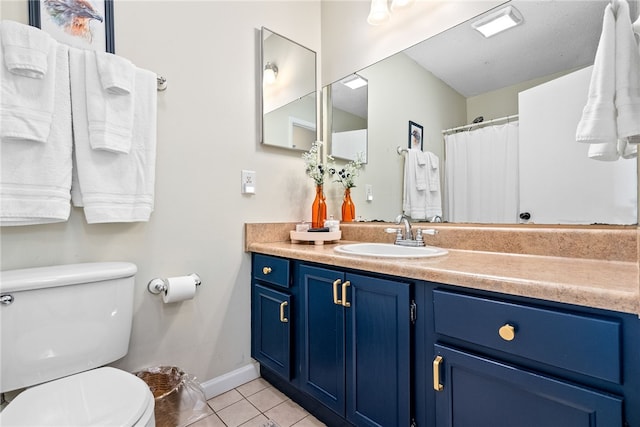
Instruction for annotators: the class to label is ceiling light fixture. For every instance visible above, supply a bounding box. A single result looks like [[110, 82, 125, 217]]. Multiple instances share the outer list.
[[263, 62, 278, 84], [390, 0, 414, 11], [367, 0, 390, 25], [472, 6, 523, 38], [341, 74, 368, 90]]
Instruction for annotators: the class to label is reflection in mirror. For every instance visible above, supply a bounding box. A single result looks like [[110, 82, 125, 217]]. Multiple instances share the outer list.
[[328, 74, 368, 163], [261, 27, 317, 151], [324, 0, 637, 225]]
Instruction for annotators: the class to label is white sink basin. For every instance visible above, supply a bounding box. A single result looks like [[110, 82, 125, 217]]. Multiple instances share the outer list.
[[334, 243, 448, 258]]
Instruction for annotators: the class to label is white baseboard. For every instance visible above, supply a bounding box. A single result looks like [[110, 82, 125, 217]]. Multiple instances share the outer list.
[[199, 361, 260, 400]]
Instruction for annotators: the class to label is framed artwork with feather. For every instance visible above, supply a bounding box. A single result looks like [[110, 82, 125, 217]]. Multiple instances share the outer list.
[[28, 0, 114, 53], [408, 121, 423, 151]]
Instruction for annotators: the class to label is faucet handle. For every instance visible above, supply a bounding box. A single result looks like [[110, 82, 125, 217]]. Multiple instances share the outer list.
[[419, 228, 438, 236], [385, 227, 403, 243]]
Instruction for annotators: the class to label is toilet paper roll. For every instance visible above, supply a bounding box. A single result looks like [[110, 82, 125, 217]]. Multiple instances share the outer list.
[[162, 276, 197, 303]]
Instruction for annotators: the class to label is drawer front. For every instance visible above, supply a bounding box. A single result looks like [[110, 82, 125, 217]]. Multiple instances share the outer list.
[[433, 290, 621, 384], [253, 254, 290, 288]]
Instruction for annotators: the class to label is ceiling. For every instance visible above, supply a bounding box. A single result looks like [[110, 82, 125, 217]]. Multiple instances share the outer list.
[[332, 0, 626, 118]]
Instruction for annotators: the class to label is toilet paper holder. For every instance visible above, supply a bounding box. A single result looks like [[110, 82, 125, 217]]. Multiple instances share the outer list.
[[147, 273, 202, 295]]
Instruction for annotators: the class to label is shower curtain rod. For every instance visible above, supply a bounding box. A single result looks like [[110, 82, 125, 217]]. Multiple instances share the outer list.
[[441, 114, 519, 135]]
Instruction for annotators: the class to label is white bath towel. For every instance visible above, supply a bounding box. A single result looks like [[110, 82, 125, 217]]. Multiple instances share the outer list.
[[576, 4, 618, 153], [71, 48, 157, 223], [402, 149, 442, 219], [96, 51, 135, 95], [614, 0, 640, 141], [0, 44, 72, 225], [85, 50, 135, 154], [424, 152, 442, 218], [0, 20, 52, 78], [413, 149, 427, 191], [0, 21, 56, 143]]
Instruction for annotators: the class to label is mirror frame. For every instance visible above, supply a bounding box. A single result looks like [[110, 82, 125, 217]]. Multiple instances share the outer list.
[[260, 26, 318, 152]]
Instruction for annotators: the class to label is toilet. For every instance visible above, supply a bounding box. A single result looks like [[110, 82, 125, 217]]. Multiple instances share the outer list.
[[0, 262, 155, 427]]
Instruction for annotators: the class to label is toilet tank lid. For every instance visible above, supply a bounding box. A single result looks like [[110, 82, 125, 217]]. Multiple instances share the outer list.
[[0, 262, 137, 293]]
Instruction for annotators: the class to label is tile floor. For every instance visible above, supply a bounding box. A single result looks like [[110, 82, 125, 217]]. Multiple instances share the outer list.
[[186, 377, 326, 427]]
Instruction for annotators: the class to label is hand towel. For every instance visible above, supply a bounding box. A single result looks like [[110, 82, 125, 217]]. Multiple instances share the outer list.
[[96, 51, 135, 95], [0, 22, 57, 143], [71, 48, 157, 223], [0, 44, 72, 225], [614, 0, 640, 141], [424, 151, 442, 218], [0, 20, 52, 78], [85, 50, 135, 154], [576, 4, 618, 154], [403, 149, 427, 219], [412, 149, 427, 191]]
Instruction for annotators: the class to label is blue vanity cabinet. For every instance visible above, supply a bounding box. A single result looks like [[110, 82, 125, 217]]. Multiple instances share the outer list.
[[429, 289, 630, 427], [251, 254, 292, 380], [297, 264, 412, 427]]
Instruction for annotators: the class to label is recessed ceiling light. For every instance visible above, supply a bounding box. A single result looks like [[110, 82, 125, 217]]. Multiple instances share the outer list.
[[472, 6, 523, 38], [341, 74, 368, 90]]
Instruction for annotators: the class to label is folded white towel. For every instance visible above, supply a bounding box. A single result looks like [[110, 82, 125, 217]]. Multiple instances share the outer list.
[[425, 152, 440, 192], [0, 44, 72, 225], [614, 0, 640, 141], [0, 20, 52, 78], [424, 152, 442, 218], [0, 22, 57, 144], [411, 149, 427, 191], [85, 50, 135, 154], [576, 4, 618, 150], [71, 48, 157, 223], [403, 149, 426, 219], [96, 51, 135, 95]]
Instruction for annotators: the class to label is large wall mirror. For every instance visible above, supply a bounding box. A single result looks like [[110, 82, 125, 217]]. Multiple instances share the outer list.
[[324, 0, 637, 225], [327, 74, 368, 162], [261, 27, 317, 152]]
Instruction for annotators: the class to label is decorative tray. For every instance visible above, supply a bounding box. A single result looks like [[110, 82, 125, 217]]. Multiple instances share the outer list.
[[290, 230, 342, 245]]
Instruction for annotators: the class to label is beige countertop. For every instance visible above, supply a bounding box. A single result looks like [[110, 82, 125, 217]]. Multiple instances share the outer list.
[[247, 231, 639, 315]]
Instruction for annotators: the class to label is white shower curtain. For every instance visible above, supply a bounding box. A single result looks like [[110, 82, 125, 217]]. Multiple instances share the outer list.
[[444, 121, 519, 223]]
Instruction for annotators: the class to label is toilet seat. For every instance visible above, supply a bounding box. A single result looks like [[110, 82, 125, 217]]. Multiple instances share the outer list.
[[0, 367, 154, 427]]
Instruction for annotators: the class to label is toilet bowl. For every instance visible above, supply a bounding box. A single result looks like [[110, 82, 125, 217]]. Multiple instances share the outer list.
[[0, 367, 155, 427]]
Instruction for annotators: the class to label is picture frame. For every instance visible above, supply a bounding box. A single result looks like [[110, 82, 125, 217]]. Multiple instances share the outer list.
[[28, 0, 115, 53], [408, 120, 423, 150]]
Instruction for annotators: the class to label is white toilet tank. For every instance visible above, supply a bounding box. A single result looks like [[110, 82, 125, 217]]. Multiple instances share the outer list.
[[0, 262, 137, 393]]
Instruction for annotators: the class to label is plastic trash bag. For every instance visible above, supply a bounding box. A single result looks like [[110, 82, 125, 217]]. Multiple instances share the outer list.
[[134, 366, 210, 427]]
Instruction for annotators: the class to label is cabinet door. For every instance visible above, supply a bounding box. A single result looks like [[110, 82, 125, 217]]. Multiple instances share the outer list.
[[434, 344, 622, 427], [298, 265, 346, 414], [345, 273, 411, 427], [252, 283, 292, 379]]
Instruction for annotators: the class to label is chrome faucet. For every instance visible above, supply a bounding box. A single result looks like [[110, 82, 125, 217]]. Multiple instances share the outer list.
[[396, 214, 413, 240], [384, 214, 438, 247]]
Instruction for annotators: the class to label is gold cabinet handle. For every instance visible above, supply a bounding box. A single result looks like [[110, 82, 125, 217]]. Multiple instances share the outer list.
[[499, 324, 516, 341], [262, 267, 272, 275], [332, 279, 342, 305], [341, 281, 351, 307], [433, 355, 444, 391], [279, 301, 289, 323]]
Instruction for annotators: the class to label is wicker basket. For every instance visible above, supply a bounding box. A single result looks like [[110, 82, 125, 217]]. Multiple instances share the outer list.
[[135, 366, 185, 427]]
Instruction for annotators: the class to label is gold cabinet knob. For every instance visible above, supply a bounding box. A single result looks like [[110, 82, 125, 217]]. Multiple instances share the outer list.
[[262, 267, 272, 275], [499, 324, 516, 341]]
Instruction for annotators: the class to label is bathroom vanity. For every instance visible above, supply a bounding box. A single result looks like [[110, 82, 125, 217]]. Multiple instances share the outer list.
[[248, 223, 640, 427]]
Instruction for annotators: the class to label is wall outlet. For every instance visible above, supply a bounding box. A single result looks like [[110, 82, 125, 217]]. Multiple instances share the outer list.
[[241, 170, 256, 194], [365, 184, 373, 201]]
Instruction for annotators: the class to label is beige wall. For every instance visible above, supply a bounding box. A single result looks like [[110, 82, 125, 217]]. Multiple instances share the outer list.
[[0, 0, 321, 385]]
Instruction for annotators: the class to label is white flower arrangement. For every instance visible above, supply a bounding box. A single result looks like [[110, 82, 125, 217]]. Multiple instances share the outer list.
[[302, 141, 327, 185], [329, 152, 364, 189]]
